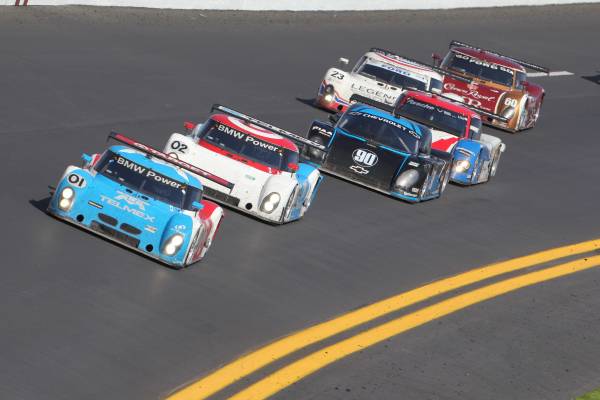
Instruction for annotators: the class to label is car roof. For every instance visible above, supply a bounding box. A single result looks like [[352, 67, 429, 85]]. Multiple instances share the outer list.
[[348, 103, 428, 139], [210, 114, 298, 152], [365, 51, 443, 81], [453, 47, 526, 72], [403, 90, 480, 120], [108, 145, 202, 188]]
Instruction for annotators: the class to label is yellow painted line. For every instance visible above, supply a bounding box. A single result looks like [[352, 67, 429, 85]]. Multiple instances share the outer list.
[[166, 239, 600, 400], [230, 255, 600, 400]]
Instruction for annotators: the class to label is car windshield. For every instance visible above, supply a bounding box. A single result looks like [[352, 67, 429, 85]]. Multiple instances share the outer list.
[[199, 119, 299, 172], [337, 109, 420, 154], [444, 52, 515, 87], [95, 151, 201, 210], [395, 97, 468, 137], [359, 63, 427, 91]]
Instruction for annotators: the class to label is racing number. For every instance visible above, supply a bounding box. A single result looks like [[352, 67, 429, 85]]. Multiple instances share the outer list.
[[67, 173, 86, 188], [170, 140, 188, 153], [353, 149, 378, 166], [504, 98, 518, 107], [331, 71, 345, 79]]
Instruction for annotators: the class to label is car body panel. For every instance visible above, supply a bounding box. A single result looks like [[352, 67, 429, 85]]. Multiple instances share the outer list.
[[164, 111, 322, 224], [305, 103, 451, 202], [47, 141, 224, 268]]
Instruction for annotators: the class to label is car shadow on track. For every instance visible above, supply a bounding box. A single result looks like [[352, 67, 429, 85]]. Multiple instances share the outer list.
[[582, 74, 600, 85], [28, 196, 184, 271]]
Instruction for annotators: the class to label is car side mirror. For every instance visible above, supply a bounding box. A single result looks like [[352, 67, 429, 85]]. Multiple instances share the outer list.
[[432, 53, 442, 67], [81, 153, 93, 167], [184, 121, 195, 131], [191, 201, 204, 211], [328, 113, 341, 124], [288, 162, 299, 173], [338, 57, 349, 69]]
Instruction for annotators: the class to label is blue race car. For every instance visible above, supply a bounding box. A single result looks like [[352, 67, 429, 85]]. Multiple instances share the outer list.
[[47, 132, 231, 268], [304, 98, 452, 202]]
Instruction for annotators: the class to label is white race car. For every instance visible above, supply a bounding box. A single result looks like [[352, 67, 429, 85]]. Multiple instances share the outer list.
[[315, 48, 446, 113], [163, 105, 325, 224]]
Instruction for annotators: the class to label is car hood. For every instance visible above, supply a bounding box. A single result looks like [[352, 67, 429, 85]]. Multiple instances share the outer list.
[[347, 73, 403, 106], [84, 174, 180, 232], [442, 76, 505, 113]]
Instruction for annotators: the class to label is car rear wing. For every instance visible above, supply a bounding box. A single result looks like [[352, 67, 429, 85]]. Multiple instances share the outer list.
[[369, 47, 473, 84], [449, 40, 550, 74], [210, 104, 327, 152], [108, 132, 234, 189]]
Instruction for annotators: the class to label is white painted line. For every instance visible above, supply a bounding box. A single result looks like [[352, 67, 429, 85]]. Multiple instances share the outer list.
[[527, 71, 574, 77]]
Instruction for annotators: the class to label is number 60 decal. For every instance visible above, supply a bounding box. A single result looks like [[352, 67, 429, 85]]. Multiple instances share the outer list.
[[504, 98, 518, 107]]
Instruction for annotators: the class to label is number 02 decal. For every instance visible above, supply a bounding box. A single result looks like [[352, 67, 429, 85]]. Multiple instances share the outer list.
[[170, 140, 188, 153]]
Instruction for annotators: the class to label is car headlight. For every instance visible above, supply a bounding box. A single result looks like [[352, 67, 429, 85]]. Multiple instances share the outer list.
[[393, 169, 420, 191], [454, 159, 471, 173], [260, 192, 281, 214], [502, 106, 516, 119], [58, 187, 75, 211], [323, 85, 335, 103], [162, 233, 184, 256]]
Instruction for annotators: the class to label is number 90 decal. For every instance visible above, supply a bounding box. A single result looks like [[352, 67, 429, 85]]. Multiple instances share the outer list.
[[67, 173, 86, 188]]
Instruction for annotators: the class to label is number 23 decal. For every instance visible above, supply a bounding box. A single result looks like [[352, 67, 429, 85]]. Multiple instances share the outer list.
[[170, 140, 188, 153], [331, 71, 345, 79]]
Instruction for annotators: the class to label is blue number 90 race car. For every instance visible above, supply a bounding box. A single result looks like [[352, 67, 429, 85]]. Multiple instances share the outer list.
[[47, 132, 232, 269]]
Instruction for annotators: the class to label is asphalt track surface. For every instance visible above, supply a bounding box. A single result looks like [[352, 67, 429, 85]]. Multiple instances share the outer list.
[[1, 5, 600, 400]]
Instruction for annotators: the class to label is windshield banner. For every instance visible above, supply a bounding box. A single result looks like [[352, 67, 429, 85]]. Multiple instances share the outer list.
[[114, 155, 184, 189], [215, 122, 282, 153], [455, 52, 514, 75], [348, 111, 421, 139]]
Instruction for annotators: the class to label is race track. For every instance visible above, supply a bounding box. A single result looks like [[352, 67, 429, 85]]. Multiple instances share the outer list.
[[1, 5, 600, 399]]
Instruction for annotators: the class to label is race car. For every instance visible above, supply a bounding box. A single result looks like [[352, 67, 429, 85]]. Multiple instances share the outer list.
[[315, 48, 446, 113], [47, 132, 228, 269], [394, 90, 506, 185], [304, 98, 452, 202], [163, 105, 324, 224], [433, 40, 549, 132]]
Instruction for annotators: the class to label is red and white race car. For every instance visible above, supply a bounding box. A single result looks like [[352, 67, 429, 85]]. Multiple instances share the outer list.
[[163, 105, 324, 224]]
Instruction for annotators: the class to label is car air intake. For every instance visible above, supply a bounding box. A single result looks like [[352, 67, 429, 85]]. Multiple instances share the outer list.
[[98, 213, 118, 226], [120, 223, 141, 235]]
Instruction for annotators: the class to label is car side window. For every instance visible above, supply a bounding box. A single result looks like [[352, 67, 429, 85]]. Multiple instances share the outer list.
[[469, 118, 482, 141], [515, 71, 527, 90], [352, 56, 367, 73]]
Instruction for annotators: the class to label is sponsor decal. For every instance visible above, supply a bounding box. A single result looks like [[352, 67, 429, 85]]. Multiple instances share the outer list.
[[454, 52, 515, 75], [144, 225, 157, 233], [215, 123, 283, 153], [408, 161, 420, 167], [349, 165, 370, 175], [311, 125, 332, 137], [115, 156, 184, 189], [348, 111, 421, 139], [99, 191, 155, 222], [350, 83, 397, 104], [443, 82, 497, 109], [352, 149, 379, 167], [405, 98, 468, 121]]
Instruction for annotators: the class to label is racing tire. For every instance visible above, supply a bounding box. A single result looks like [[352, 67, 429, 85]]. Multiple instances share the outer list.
[[305, 136, 326, 163]]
